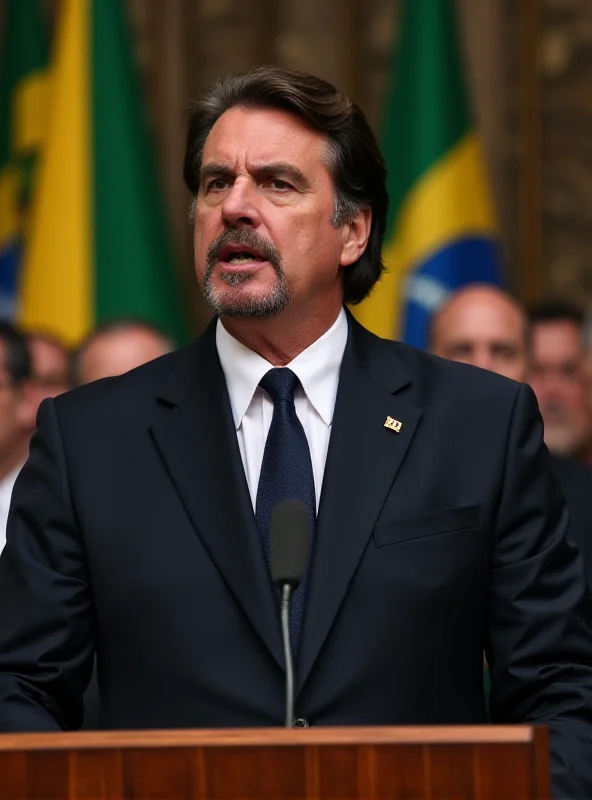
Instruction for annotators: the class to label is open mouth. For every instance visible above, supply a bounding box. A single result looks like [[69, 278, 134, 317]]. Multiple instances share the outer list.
[[218, 244, 267, 266]]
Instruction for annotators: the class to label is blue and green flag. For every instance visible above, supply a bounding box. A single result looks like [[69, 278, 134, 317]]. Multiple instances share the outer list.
[[355, 0, 503, 348]]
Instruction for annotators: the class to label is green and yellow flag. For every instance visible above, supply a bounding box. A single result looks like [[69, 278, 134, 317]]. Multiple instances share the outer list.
[[0, 0, 48, 318], [354, 0, 502, 348], [18, 0, 187, 346]]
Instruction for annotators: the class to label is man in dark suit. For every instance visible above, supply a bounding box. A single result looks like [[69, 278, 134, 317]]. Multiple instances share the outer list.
[[430, 283, 592, 589], [0, 67, 591, 798]]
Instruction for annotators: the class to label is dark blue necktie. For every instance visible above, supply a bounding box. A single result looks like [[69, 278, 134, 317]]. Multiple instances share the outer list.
[[256, 367, 316, 655]]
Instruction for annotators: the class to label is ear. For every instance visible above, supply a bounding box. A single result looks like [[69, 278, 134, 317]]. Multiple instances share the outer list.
[[339, 206, 372, 267]]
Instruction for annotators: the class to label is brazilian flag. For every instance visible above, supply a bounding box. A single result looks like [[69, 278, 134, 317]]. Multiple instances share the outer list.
[[0, 0, 48, 319], [355, 0, 503, 349], [18, 0, 187, 346]]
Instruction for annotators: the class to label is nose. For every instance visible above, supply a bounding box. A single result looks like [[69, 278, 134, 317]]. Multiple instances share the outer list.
[[535, 370, 559, 396], [473, 351, 495, 373], [221, 178, 261, 229]]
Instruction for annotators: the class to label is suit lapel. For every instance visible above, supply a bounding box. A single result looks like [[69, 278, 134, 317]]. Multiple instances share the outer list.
[[297, 317, 422, 690], [149, 322, 283, 669]]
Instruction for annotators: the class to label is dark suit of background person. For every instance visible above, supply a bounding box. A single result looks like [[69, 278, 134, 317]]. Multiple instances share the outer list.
[[550, 454, 592, 590], [1, 65, 592, 800]]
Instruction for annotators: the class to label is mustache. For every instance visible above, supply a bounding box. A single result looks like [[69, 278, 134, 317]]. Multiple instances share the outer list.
[[205, 228, 282, 272]]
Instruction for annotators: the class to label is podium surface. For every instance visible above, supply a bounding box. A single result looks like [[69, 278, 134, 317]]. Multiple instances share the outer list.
[[0, 725, 549, 799]]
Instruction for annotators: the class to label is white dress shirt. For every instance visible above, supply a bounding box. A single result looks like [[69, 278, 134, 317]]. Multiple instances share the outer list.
[[0, 463, 23, 554], [216, 307, 348, 511]]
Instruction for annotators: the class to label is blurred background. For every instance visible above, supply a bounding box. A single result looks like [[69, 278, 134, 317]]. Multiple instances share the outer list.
[[3, 0, 589, 344]]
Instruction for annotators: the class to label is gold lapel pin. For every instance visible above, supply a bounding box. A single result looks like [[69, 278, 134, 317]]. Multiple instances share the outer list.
[[384, 416, 402, 433]]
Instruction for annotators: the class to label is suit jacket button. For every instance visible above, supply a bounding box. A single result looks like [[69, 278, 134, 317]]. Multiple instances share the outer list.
[[293, 718, 309, 728]]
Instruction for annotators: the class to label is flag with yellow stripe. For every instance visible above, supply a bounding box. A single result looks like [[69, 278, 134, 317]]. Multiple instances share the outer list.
[[18, 0, 187, 347], [354, 0, 503, 348], [0, 0, 49, 318]]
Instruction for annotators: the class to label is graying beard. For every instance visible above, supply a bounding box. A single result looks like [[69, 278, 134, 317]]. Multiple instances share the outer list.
[[219, 272, 254, 287], [202, 271, 291, 318]]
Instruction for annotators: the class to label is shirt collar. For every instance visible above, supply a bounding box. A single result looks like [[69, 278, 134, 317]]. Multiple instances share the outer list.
[[216, 307, 348, 429], [216, 322, 272, 429]]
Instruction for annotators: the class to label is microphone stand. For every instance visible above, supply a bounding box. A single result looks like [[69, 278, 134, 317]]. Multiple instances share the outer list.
[[280, 583, 295, 728]]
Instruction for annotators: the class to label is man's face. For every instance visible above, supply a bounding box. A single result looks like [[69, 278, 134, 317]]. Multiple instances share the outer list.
[[28, 337, 70, 403], [529, 321, 592, 456], [431, 291, 528, 382], [0, 342, 35, 458], [193, 106, 351, 319]]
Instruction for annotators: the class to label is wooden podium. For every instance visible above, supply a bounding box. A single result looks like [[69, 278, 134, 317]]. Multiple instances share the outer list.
[[0, 725, 549, 799]]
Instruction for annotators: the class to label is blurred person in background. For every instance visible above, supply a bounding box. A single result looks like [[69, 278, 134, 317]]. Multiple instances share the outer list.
[[430, 284, 592, 587], [72, 320, 175, 386], [529, 303, 592, 465], [26, 332, 71, 409], [429, 284, 526, 381], [0, 323, 37, 553]]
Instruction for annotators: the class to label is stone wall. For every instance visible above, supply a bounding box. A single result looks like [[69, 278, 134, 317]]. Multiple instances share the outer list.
[[540, 0, 592, 307]]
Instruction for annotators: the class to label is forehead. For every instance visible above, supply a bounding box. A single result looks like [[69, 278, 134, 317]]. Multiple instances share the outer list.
[[89, 330, 167, 358], [533, 321, 583, 356], [201, 106, 330, 170], [440, 296, 524, 341], [30, 337, 67, 364]]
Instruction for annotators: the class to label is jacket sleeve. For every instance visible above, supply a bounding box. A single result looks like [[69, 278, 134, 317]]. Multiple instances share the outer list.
[[0, 398, 94, 731], [486, 382, 592, 799]]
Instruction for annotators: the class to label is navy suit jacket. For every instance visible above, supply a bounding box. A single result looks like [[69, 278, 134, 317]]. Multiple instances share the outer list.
[[551, 454, 592, 593], [0, 315, 591, 798]]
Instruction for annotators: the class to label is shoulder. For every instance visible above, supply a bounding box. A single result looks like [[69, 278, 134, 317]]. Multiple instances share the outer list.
[[399, 339, 520, 394], [50, 342, 200, 428], [352, 319, 524, 410]]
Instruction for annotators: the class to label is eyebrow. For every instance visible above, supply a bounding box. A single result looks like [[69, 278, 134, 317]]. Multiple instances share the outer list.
[[200, 162, 311, 190]]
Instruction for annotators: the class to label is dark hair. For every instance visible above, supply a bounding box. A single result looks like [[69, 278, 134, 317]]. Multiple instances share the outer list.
[[183, 65, 388, 304], [0, 322, 31, 385], [528, 301, 585, 328], [71, 318, 175, 386]]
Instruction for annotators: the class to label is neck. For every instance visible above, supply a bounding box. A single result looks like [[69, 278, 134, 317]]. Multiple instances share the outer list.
[[221, 300, 343, 366], [0, 438, 28, 483]]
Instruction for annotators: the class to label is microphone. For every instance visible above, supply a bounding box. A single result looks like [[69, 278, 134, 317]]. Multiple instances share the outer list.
[[270, 499, 311, 728]]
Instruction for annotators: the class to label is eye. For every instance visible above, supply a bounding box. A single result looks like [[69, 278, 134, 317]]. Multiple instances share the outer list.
[[206, 178, 229, 192], [493, 345, 517, 360], [269, 178, 293, 191], [449, 344, 471, 358]]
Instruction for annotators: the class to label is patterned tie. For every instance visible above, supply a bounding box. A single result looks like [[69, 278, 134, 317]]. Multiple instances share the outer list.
[[256, 367, 316, 655]]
